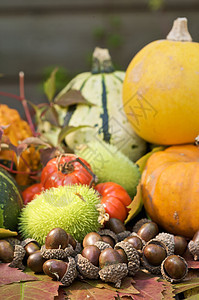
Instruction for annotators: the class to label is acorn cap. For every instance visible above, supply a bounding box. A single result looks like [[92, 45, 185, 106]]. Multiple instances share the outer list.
[[21, 238, 39, 248], [72, 242, 82, 256], [155, 232, 175, 255], [98, 229, 118, 244], [99, 263, 128, 288], [94, 241, 113, 251], [161, 255, 188, 283], [75, 253, 99, 279], [9, 245, 26, 271], [117, 231, 131, 242], [60, 256, 77, 286], [115, 241, 140, 276], [188, 240, 199, 260], [129, 232, 146, 248], [5, 238, 21, 248], [133, 218, 152, 233], [41, 244, 74, 260], [141, 238, 169, 275]]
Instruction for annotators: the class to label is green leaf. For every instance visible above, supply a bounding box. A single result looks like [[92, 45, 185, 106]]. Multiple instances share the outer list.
[[0, 228, 18, 239], [174, 277, 199, 294], [58, 125, 92, 144], [55, 89, 95, 107], [44, 68, 58, 102]]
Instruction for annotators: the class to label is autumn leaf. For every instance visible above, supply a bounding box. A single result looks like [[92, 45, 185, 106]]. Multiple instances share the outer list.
[[58, 125, 92, 144], [65, 280, 118, 300], [55, 287, 67, 300], [125, 182, 143, 224], [55, 89, 95, 107], [136, 146, 164, 173], [159, 279, 176, 299], [131, 271, 165, 300], [0, 228, 18, 239], [173, 277, 199, 295], [0, 264, 37, 286], [0, 280, 60, 300]]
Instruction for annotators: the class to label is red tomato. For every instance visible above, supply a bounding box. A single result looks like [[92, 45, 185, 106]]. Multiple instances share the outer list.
[[41, 155, 93, 189], [22, 183, 44, 205], [101, 196, 128, 222], [95, 182, 132, 222]]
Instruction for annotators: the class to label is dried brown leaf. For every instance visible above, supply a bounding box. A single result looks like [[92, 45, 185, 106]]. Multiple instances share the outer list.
[[0, 264, 37, 286]]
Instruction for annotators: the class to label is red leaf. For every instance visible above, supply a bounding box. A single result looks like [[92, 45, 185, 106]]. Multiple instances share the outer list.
[[0, 280, 60, 300], [183, 250, 199, 269], [0, 264, 37, 286], [131, 271, 165, 300]]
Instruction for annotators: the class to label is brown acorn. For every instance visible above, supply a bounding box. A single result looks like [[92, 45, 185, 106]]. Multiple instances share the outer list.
[[174, 236, 187, 256], [9, 245, 26, 270], [21, 238, 40, 258], [45, 228, 68, 249], [0, 240, 14, 263], [99, 248, 124, 269], [132, 218, 152, 233], [27, 250, 46, 273], [81, 245, 101, 267], [75, 253, 100, 279], [82, 232, 102, 248], [98, 229, 118, 247], [161, 255, 188, 283], [105, 218, 126, 234], [137, 221, 159, 242]]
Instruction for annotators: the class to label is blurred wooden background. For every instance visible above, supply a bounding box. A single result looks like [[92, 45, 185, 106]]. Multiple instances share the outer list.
[[0, 0, 199, 114]]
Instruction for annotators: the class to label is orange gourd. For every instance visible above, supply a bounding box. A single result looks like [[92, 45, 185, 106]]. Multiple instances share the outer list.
[[0, 104, 40, 185], [141, 144, 199, 238], [123, 17, 199, 145]]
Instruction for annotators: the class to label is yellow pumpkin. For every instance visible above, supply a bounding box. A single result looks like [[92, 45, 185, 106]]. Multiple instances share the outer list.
[[123, 17, 199, 145], [141, 144, 199, 238]]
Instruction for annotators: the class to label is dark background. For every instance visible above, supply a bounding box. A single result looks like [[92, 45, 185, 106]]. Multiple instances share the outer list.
[[0, 0, 199, 115]]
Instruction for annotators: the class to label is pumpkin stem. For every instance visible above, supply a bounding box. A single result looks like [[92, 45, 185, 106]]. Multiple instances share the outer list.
[[166, 17, 192, 42], [92, 47, 114, 74]]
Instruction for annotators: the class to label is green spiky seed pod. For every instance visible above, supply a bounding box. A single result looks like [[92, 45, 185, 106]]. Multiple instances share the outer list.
[[19, 184, 107, 245], [75, 140, 141, 198]]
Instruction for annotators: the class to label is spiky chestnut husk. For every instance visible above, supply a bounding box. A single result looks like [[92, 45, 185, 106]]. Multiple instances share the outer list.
[[132, 218, 152, 233], [161, 255, 188, 283], [75, 253, 99, 279], [99, 263, 128, 288], [97, 229, 118, 245], [114, 241, 140, 276], [94, 241, 113, 251], [60, 256, 77, 286], [117, 231, 131, 242], [75, 140, 141, 198], [141, 239, 169, 275], [41, 244, 74, 260], [155, 232, 175, 256], [188, 240, 199, 260], [9, 245, 26, 270], [19, 184, 106, 244]]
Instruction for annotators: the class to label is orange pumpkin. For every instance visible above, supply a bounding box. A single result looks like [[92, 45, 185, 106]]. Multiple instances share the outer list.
[[141, 144, 199, 238]]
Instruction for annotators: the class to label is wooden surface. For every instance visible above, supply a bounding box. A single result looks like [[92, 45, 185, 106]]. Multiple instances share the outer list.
[[0, 0, 199, 114]]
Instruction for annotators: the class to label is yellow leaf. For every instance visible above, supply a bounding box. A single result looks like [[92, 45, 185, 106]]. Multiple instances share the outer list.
[[125, 182, 143, 224], [136, 146, 165, 173], [0, 228, 18, 239]]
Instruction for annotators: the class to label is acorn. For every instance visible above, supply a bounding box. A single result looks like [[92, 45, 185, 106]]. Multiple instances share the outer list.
[[105, 218, 126, 234], [81, 245, 101, 267], [141, 239, 168, 274], [21, 238, 40, 258], [174, 236, 187, 256], [9, 245, 26, 270], [45, 227, 69, 249], [27, 250, 46, 273], [114, 241, 140, 276], [75, 253, 100, 279], [97, 229, 118, 247], [117, 231, 131, 242], [5, 238, 21, 248], [124, 232, 145, 256], [161, 255, 188, 283], [94, 241, 113, 251], [82, 232, 102, 248], [0, 240, 14, 263], [132, 218, 152, 233], [155, 232, 175, 256], [43, 257, 77, 286], [188, 230, 199, 260], [41, 244, 74, 260], [137, 221, 159, 242], [99, 248, 124, 268]]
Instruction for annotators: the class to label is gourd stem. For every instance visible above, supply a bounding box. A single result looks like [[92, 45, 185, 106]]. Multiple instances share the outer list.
[[166, 17, 192, 42], [92, 47, 114, 74]]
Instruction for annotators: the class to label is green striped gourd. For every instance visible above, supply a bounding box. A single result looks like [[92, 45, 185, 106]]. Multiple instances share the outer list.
[[0, 167, 23, 230], [57, 48, 146, 161]]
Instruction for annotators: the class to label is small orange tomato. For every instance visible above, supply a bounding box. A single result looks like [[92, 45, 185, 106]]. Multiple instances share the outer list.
[[22, 183, 43, 205]]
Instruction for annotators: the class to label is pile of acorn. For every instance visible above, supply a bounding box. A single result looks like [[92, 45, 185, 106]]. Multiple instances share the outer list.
[[1, 218, 199, 287]]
